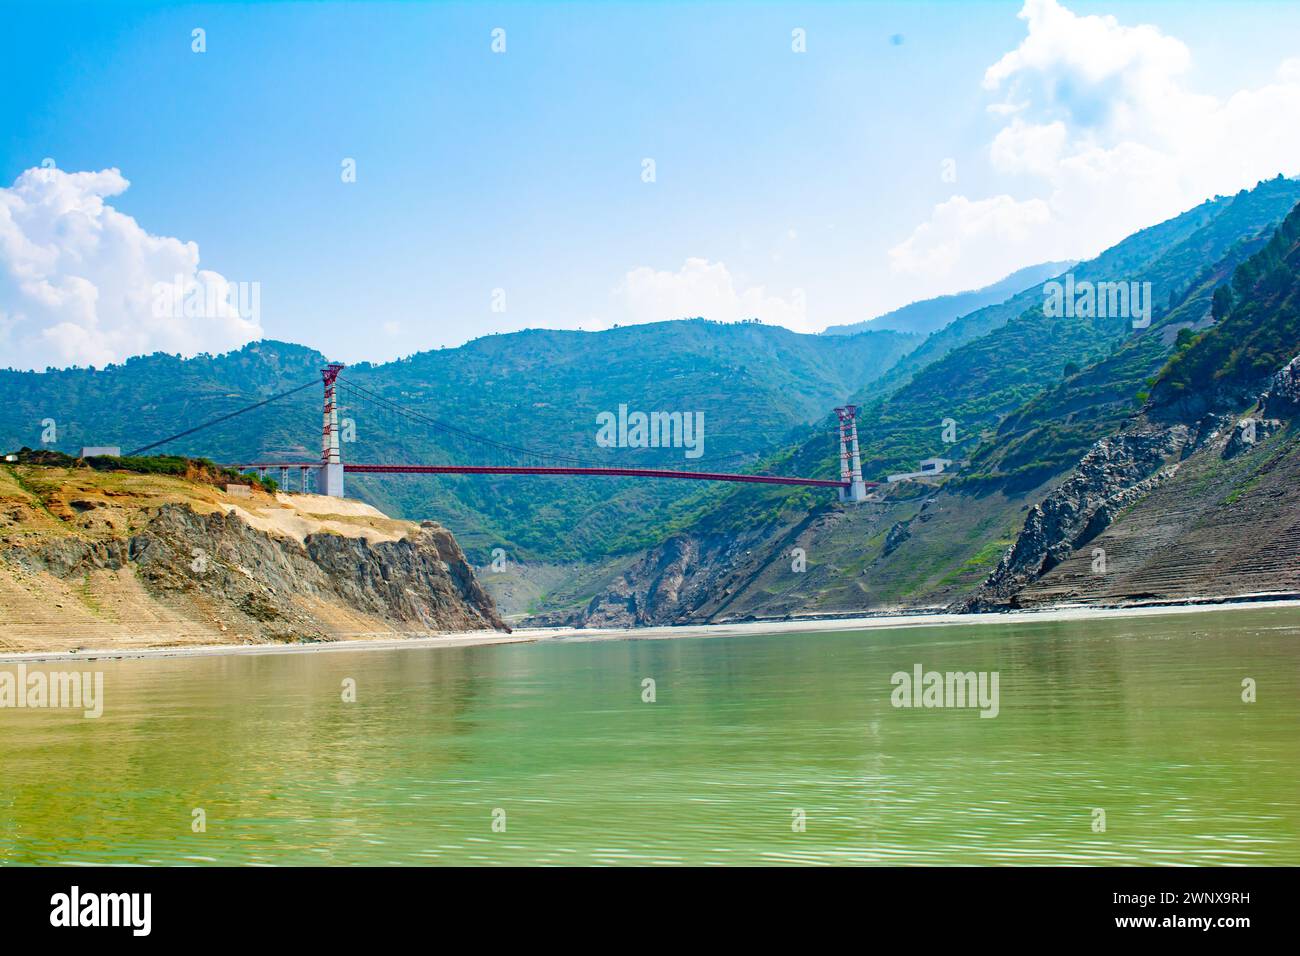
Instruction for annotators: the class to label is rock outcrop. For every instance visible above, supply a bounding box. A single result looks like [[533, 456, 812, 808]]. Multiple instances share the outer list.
[[566, 533, 732, 628], [1222, 417, 1282, 459], [1, 467, 505, 649], [956, 422, 1192, 610], [881, 520, 912, 557], [541, 509, 838, 628], [1263, 353, 1300, 414]]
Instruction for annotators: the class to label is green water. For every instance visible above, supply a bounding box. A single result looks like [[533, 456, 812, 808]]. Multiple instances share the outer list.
[[2, 606, 1298, 865]]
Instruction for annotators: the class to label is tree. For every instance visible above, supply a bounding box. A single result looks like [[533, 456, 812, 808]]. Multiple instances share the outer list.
[[1211, 285, 1234, 321]]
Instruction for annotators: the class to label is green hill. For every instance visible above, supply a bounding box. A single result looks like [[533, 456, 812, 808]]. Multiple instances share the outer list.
[[666, 176, 1300, 537], [0, 320, 918, 563], [1152, 197, 1300, 407], [541, 177, 1300, 625]]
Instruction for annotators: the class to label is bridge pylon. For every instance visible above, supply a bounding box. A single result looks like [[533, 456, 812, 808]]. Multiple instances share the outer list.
[[321, 363, 346, 497], [834, 405, 868, 503]]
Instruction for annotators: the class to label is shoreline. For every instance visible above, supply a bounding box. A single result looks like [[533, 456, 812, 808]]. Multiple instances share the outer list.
[[3, 593, 1300, 665]]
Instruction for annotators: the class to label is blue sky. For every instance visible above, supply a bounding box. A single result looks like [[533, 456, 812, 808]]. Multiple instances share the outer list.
[[3, 0, 1300, 368]]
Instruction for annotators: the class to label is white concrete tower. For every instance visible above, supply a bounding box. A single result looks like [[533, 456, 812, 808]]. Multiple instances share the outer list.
[[321, 363, 345, 497], [834, 405, 868, 503], [835, 406, 851, 500]]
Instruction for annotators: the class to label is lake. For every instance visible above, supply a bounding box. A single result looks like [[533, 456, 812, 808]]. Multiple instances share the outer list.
[[2, 606, 1297, 865]]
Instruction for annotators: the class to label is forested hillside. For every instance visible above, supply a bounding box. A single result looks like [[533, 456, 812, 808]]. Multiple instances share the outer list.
[[0, 320, 917, 562], [539, 177, 1300, 625], [969, 197, 1300, 609]]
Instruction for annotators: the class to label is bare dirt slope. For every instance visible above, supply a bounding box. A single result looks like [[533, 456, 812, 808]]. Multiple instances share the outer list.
[[0, 465, 505, 653]]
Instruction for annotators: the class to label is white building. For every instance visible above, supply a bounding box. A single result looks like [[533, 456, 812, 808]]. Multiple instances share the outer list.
[[887, 457, 954, 483]]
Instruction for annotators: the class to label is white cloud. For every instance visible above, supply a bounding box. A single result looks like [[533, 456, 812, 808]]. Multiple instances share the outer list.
[[890, 0, 1300, 291], [0, 166, 261, 370], [889, 195, 1055, 280], [982, 0, 1191, 117], [989, 119, 1068, 177], [612, 257, 811, 331]]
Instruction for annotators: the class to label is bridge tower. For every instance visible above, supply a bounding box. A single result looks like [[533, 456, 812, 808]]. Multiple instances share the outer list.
[[321, 363, 346, 497], [834, 405, 868, 503]]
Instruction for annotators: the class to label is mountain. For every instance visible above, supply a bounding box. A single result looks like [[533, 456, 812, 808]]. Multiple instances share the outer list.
[[854, 185, 1289, 403], [542, 176, 1300, 626], [823, 260, 1075, 337], [0, 320, 919, 565], [8, 177, 1300, 629], [837, 176, 1300, 484], [965, 196, 1300, 609]]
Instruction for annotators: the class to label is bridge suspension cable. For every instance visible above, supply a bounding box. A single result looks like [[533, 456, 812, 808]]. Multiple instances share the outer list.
[[125, 379, 319, 457], [336, 378, 643, 468], [336, 377, 762, 468]]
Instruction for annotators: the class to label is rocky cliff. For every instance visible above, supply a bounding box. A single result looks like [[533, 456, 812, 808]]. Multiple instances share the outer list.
[[960, 354, 1300, 611], [527, 501, 922, 628], [0, 464, 504, 653], [532, 530, 766, 628], [966, 392, 1300, 610], [956, 421, 1195, 610]]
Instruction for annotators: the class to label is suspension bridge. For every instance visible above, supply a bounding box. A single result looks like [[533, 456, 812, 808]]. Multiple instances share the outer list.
[[128, 364, 875, 502]]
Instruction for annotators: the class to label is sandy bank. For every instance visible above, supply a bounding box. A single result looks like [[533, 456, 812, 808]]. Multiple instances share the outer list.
[[5, 594, 1298, 665], [0, 629, 535, 664]]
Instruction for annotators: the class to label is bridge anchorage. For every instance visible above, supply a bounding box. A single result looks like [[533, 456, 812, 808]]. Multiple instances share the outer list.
[[230, 365, 876, 503]]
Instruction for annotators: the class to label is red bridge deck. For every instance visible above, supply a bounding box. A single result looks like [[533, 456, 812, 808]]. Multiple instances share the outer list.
[[233, 462, 868, 489]]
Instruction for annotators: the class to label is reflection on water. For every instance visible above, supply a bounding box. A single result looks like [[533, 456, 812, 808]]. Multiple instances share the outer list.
[[1, 606, 1297, 865]]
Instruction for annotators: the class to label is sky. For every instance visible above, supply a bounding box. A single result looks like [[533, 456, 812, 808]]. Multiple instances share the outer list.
[[2, 0, 1300, 369]]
